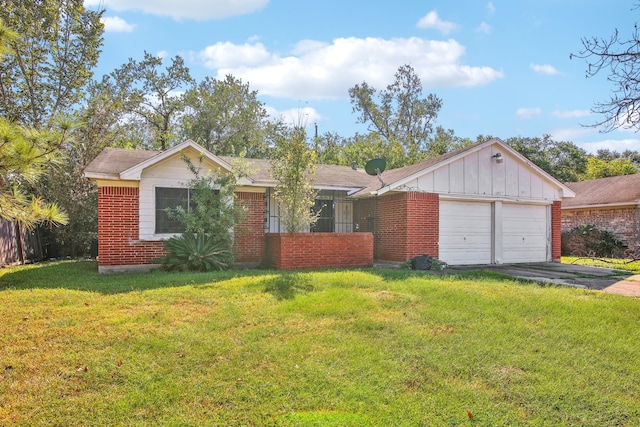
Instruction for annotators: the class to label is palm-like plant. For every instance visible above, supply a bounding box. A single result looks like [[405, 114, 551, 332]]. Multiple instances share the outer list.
[[160, 233, 233, 272]]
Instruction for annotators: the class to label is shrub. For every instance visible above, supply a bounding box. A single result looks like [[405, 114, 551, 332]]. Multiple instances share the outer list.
[[159, 233, 233, 272], [561, 224, 627, 258]]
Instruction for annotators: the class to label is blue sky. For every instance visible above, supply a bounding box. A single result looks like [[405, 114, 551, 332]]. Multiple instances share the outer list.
[[84, 0, 640, 154]]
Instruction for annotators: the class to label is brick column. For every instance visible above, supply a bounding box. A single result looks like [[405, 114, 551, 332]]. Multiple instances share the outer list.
[[233, 192, 265, 265], [552, 200, 562, 262]]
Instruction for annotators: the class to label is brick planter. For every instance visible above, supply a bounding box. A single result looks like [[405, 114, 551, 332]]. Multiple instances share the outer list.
[[264, 232, 374, 270]]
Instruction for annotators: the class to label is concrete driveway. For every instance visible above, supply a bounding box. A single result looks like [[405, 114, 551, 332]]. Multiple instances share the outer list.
[[445, 262, 638, 295]]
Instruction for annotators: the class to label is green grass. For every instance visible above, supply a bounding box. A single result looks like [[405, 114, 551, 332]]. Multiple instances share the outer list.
[[563, 256, 640, 274], [1, 261, 639, 426]]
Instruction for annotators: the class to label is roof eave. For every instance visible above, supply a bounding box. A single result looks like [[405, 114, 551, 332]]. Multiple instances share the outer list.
[[562, 201, 640, 210]]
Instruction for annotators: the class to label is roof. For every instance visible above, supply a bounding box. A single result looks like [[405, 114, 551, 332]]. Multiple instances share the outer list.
[[563, 174, 640, 208], [84, 138, 574, 198], [84, 144, 376, 190]]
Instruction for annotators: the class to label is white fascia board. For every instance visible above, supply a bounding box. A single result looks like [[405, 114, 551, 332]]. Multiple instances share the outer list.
[[83, 171, 120, 180]]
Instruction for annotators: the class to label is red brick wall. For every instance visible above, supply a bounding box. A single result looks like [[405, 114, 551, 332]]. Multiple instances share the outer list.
[[562, 206, 640, 248], [264, 232, 373, 270], [372, 192, 439, 262], [97, 186, 165, 267], [233, 192, 265, 263], [98, 187, 267, 268], [552, 201, 562, 261]]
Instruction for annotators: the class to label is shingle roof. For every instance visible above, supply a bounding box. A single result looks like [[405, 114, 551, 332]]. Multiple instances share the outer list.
[[85, 147, 377, 189], [563, 174, 640, 208], [84, 147, 159, 176]]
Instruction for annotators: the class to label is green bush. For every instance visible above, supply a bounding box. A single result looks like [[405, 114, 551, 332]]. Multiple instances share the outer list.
[[561, 224, 627, 258], [159, 233, 233, 272]]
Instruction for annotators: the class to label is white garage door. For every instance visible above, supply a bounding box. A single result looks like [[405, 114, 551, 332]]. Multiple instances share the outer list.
[[439, 201, 492, 265], [502, 204, 548, 263]]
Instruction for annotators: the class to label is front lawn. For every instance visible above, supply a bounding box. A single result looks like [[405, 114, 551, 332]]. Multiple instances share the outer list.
[[1, 261, 638, 426]]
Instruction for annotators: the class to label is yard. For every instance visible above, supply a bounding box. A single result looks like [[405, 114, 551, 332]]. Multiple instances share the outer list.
[[0, 261, 638, 426]]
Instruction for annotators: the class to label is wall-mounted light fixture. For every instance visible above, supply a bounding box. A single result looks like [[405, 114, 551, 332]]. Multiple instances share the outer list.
[[492, 152, 504, 164]]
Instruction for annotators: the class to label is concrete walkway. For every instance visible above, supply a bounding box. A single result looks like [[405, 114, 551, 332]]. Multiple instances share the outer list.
[[601, 275, 640, 297]]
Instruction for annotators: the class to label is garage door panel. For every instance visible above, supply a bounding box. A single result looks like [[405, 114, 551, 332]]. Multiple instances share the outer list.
[[502, 204, 548, 263], [439, 201, 492, 265]]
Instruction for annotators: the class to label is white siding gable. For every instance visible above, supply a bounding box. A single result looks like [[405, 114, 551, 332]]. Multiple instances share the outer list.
[[139, 150, 228, 240], [407, 144, 562, 202]]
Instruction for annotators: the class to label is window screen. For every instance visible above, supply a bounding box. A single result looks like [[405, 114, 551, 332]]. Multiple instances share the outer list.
[[155, 187, 189, 234]]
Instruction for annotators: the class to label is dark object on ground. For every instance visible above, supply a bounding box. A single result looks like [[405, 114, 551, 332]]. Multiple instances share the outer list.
[[411, 254, 433, 270]]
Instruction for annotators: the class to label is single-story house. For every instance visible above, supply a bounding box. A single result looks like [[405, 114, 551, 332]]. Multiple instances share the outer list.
[[562, 173, 640, 249], [84, 138, 575, 273]]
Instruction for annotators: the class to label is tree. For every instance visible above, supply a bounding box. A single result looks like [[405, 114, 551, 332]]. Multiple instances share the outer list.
[[583, 156, 638, 180], [348, 64, 442, 164], [0, 119, 69, 228], [109, 52, 194, 150], [0, 18, 68, 230], [506, 135, 588, 183], [572, 5, 640, 131], [0, 0, 103, 128], [182, 75, 280, 157], [270, 125, 318, 233], [426, 126, 475, 158]]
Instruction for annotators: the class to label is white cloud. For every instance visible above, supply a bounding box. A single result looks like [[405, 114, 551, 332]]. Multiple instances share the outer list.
[[84, 0, 268, 21], [476, 22, 492, 34], [197, 37, 504, 100], [530, 63, 560, 75], [199, 41, 275, 69], [417, 11, 457, 35], [265, 106, 322, 128], [516, 107, 542, 119], [101, 16, 135, 32], [576, 138, 640, 154], [487, 2, 496, 15], [553, 110, 592, 119], [549, 126, 594, 142]]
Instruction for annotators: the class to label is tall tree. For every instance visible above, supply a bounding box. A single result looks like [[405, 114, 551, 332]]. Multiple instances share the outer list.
[[109, 52, 194, 150], [0, 18, 68, 230], [348, 64, 442, 164], [0, 0, 103, 128], [182, 75, 280, 157], [572, 4, 640, 131]]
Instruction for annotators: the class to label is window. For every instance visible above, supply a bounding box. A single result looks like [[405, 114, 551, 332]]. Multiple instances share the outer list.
[[155, 187, 190, 234], [311, 199, 335, 232]]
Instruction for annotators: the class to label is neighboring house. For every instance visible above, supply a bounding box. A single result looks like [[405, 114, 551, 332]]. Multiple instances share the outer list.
[[84, 138, 575, 273], [562, 174, 640, 249]]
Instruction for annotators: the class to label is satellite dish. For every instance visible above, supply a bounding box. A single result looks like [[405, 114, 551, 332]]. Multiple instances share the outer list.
[[365, 158, 386, 176], [364, 158, 386, 188]]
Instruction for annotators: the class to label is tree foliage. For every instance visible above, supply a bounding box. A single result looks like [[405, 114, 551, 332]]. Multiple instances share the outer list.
[[572, 4, 640, 132], [583, 156, 638, 180], [0, 0, 103, 128], [270, 126, 318, 233], [108, 52, 194, 150], [0, 119, 69, 228], [169, 154, 246, 247], [506, 135, 588, 183], [348, 64, 442, 163], [182, 75, 282, 157]]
